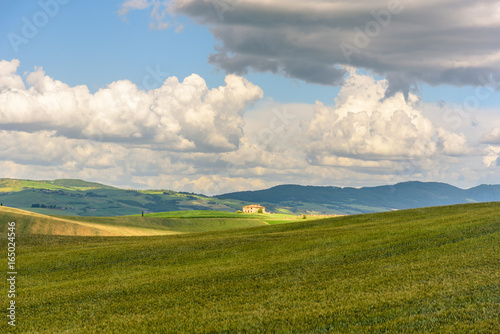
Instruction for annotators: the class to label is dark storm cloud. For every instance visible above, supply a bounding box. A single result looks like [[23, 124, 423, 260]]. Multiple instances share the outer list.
[[169, 0, 500, 90]]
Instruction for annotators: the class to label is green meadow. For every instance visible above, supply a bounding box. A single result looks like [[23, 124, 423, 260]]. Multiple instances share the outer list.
[[0, 207, 304, 236], [1, 202, 499, 332]]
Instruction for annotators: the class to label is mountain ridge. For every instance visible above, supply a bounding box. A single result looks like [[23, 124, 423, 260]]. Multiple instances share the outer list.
[[217, 181, 500, 214]]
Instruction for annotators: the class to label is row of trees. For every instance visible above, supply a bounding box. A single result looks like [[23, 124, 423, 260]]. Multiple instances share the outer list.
[[31, 204, 57, 208]]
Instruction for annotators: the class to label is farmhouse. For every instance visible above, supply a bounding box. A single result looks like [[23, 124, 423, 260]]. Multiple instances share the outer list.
[[242, 204, 266, 213]]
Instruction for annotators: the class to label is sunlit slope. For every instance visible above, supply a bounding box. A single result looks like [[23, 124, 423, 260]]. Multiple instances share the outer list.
[[139, 209, 306, 224], [0, 178, 115, 192], [0, 206, 177, 236], [3, 202, 499, 333], [0, 207, 270, 236], [58, 213, 270, 233]]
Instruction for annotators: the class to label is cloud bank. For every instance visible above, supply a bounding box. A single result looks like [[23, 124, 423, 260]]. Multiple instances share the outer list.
[[122, 0, 500, 93], [1, 59, 498, 193]]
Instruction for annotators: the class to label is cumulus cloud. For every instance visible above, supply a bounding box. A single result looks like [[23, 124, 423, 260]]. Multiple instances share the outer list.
[[437, 128, 469, 156], [0, 59, 25, 91], [304, 69, 470, 170], [124, 0, 500, 92], [0, 59, 263, 152], [186, 69, 483, 192], [483, 145, 500, 167], [0, 130, 133, 170]]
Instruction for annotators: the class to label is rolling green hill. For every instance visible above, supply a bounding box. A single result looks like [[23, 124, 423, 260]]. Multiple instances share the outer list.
[[0, 178, 251, 216], [0, 178, 116, 192], [0, 206, 179, 236], [1, 202, 498, 332], [0, 207, 280, 236]]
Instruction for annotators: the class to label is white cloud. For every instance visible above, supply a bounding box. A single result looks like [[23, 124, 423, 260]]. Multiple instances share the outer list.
[[0, 59, 25, 91], [437, 128, 469, 156], [0, 59, 263, 152], [305, 68, 470, 167], [481, 127, 500, 144], [0, 130, 68, 164], [1, 59, 498, 193], [132, 173, 270, 195], [483, 145, 500, 168], [119, 0, 151, 16], [118, 0, 173, 30]]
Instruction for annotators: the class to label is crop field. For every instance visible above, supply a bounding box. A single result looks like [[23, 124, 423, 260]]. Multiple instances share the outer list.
[[1, 202, 499, 332]]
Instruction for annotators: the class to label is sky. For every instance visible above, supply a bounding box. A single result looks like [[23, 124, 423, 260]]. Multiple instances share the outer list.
[[1, 0, 500, 194]]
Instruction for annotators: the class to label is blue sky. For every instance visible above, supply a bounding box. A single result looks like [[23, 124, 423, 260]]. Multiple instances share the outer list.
[[1, 0, 341, 103], [1, 0, 500, 193]]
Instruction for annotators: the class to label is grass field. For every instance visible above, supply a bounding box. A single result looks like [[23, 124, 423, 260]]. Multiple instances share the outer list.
[[0, 207, 292, 236], [1, 202, 499, 332], [0, 207, 178, 236], [139, 210, 316, 224]]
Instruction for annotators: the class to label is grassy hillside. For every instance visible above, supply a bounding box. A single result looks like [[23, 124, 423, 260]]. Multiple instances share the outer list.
[[139, 210, 312, 224], [0, 206, 178, 236], [1, 202, 498, 332], [0, 207, 282, 236], [139, 210, 335, 225], [0, 178, 115, 192], [0, 179, 251, 216], [58, 215, 271, 234]]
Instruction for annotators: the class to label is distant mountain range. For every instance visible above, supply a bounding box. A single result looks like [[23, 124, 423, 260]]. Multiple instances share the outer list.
[[218, 182, 500, 215], [1, 178, 499, 216]]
